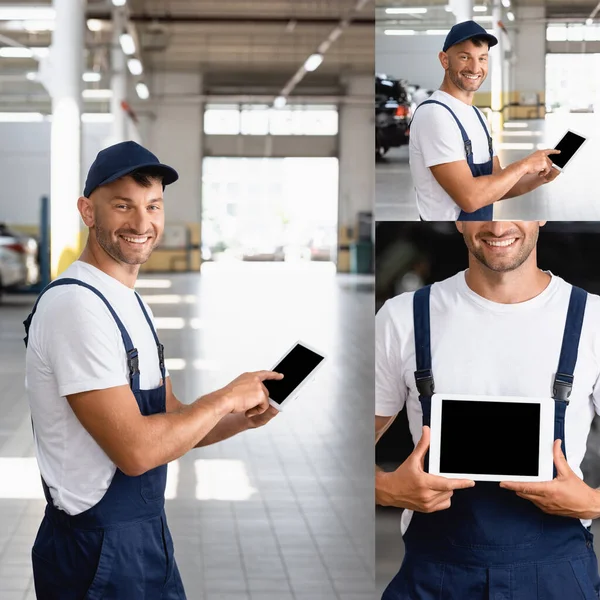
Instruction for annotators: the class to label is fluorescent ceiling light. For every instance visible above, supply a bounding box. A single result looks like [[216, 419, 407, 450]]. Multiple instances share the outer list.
[[304, 53, 323, 72], [82, 113, 114, 123], [136, 82, 150, 100], [384, 29, 416, 35], [426, 29, 450, 35], [0, 46, 33, 58], [0, 7, 55, 20], [87, 19, 103, 32], [127, 58, 143, 75], [473, 5, 487, 12], [82, 71, 101, 82], [82, 89, 113, 99], [112, 0, 127, 6], [26, 71, 37, 81], [501, 0, 510, 7], [0, 112, 44, 122], [475, 15, 494, 22], [385, 7, 427, 14], [504, 122, 528, 128], [507, 11, 515, 21], [273, 95, 287, 108], [4, 20, 55, 32], [119, 33, 135, 55], [586, 18, 594, 26]]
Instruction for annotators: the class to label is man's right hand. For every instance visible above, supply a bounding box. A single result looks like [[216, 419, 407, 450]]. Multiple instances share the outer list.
[[520, 149, 561, 177], [377, 426, 475, 512], [219, 371, 284, 417]]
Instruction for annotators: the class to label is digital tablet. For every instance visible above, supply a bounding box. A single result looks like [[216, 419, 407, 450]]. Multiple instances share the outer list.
[[550, 130, 587, 171], [263, 341, 325, 411], [429, 394, 555, 482]]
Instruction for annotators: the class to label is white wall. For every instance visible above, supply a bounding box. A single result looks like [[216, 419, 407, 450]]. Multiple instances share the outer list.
[[0, 121, 111, 226], [376, 32, 492, 92], [514, 5, 546, 95]]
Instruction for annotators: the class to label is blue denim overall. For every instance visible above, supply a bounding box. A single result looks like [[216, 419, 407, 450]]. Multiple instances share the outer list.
[[382, 284, 600, 600], [24, 278, 186, 600], [415, 99, 494, 221]]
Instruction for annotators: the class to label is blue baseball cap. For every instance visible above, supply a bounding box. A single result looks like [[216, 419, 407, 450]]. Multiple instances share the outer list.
[[83, 141, 179, 198], [443, 20, 498, 53]]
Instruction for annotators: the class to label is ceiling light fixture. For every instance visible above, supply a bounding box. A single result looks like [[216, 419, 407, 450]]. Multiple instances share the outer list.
[[473, 6, 487, 12], [136, 82, 150, 100], [507, 11, 515, 21], [119, 33, 135, 55], [87, 19, 103, 32], [0, 47, 33, 58], [303, 53, 323, 72], [82, 72, 101, 82], [586, 17, 594, 26], [384, 29, 416, 35], [0, 7, 55, 20], [112, 0, 127, 6], [82, 89, 113, 99], [501, 0, 511, 7], [273, 96, 287, 108], [426, 30, 450, 35], [127, 58, 143, 75], [385, 7, 427, 14]]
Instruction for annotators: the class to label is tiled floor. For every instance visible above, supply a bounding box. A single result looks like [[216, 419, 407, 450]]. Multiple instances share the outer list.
[[376, 112, 600, 221], [0, 261, 375, 600]]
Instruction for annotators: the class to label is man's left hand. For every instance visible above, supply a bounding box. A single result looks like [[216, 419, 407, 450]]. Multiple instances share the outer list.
[[246, 405, 279, 429], [500, 439, 600, 520], [541, 166, 561, 184]]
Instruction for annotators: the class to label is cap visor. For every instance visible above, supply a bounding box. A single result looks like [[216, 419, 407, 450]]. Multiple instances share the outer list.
[[447, 32, 498, 51]]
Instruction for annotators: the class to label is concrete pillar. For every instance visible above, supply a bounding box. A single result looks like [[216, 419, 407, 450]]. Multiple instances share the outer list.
[[50, 0, 85, 277], [110, 7, 128, 143], [338, 75, 373, 270], [490, 0, 504, 132], [514, 5, 546, 118], [451, 0, 474, 23]]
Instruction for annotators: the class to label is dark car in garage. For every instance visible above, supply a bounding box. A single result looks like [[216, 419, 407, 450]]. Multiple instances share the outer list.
[[376, 75, 412, 160]]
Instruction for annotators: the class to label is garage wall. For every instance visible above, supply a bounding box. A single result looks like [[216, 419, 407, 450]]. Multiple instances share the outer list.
[[377, 33, 492, 93], [0, 121, 111, 226]]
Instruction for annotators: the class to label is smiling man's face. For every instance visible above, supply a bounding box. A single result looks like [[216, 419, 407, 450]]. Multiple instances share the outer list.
[[456, 221, 545, 272], [441, 38, 489, 93], [89, 174, 165, 265]]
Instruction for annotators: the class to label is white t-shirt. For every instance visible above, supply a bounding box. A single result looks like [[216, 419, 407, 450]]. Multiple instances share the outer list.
[[409, 90, 496, 221], [25, 261, 167, 515], [376, 271, 600, 534]]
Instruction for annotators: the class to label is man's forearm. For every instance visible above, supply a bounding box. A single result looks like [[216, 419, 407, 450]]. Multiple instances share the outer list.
[[135, 392, 232, 474], [463, 160, 529, 212], [194, 413, 250, 448]]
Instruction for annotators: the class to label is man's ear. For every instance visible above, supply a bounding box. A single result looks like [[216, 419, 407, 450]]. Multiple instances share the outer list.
[[78, 196, 94, 228], [439, 51, 449, 70], [455, 221, 464, 234]]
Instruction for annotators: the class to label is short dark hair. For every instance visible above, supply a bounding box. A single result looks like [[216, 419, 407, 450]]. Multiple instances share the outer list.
[[469, 35, 491, 49], [129, 167, 165, 189]]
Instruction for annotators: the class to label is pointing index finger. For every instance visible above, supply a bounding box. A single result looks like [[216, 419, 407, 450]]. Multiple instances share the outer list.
[[544, 149, 561, 155], [256, 371, 285, 381]]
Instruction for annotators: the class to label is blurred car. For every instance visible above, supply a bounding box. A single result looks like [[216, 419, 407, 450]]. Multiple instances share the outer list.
[[0, 223, 39, 295], [376, 75, 412, 160]]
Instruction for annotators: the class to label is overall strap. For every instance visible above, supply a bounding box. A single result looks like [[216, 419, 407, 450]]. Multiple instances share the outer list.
[[413, 100, 474, 165], [134, 292, 166, 382], [552, 285, 587, 475], [23, 278, 141, 392], [413, 285, 434, 426], [472, 106, 494, 161]]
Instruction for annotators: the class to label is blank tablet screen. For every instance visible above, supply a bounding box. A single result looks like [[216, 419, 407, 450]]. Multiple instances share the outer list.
[[440, 400, 540, 476], [263, 344, 324, 404], [551, 131, 586, 169]]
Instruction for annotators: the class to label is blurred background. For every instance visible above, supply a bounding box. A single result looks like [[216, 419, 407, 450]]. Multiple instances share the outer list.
[[0, 2, 375, 599], [375, 221, 600, 596], [375, 0, 600, 221]]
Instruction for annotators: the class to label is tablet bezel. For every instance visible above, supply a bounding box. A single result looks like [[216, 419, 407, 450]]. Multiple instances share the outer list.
[[429, 393, 555, 482], [551, 129, 588, 172], [266, 340, 326, 411]]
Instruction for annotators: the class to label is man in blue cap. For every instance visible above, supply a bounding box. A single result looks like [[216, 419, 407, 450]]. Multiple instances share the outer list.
[[409, 20, 561, 221], [24, 141, 284, 599]]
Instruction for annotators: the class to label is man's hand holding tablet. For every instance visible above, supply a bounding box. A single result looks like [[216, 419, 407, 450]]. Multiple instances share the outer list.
[[500, 440, 600, 521], [376, 426, 475, 512]]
